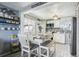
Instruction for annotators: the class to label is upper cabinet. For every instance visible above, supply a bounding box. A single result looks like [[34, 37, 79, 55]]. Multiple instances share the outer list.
[[46, 20, 60, 28], [46, 20, 54, 32], [45, 17, 72, 32], [59, 17, 72, 31], [54, 20, 60, 28]]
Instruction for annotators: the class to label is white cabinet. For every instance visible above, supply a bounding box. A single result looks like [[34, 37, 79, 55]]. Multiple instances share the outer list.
[[54, 20, 60, 28], [53, 32, 66, 43], [46, 20, 60, 28], [59, 17, 72, 31]]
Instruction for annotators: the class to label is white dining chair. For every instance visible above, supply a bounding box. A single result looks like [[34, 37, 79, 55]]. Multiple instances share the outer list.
[[18, 34, 39, 57], [39, 40, 56, 57]]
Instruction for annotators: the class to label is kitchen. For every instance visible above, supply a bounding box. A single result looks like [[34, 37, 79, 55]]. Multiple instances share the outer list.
[[0, 2, 78, 57], [19, 2, 77, 57]]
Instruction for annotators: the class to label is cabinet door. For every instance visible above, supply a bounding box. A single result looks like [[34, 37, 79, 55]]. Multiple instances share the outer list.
[[53, 32, 65, 43], [54, 20, 60, 28], [59, 17, 72, 30]]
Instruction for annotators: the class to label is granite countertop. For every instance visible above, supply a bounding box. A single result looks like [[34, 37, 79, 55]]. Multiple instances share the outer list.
[[52, 28, 72, 33]]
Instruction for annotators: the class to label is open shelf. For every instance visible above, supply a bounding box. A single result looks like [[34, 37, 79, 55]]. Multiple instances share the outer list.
[[0, 16, 20, 25], [0, 16, 20, 22]]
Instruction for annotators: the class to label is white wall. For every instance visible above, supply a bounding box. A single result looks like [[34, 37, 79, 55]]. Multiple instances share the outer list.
[[39, 21, 46, 33], [20, 11, 40, 37]]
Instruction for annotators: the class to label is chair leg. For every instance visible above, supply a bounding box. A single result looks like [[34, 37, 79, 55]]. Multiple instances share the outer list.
[[21, 50, 23, 57], [28, 51, 30, 57], [39, 47, 41, 57], [47, 48, 49, 57], [37, 48, 39, 57], [40, 46, 49, 57]]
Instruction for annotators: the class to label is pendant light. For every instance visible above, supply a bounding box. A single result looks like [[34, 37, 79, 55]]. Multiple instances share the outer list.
[[53, 15, 60, 20]]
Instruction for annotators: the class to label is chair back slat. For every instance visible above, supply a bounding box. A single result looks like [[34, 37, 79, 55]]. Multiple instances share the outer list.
[[18, 34, 30, 47]]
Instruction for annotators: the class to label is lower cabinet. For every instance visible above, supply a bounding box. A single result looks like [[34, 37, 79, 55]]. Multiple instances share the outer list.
[[53, 32, 66, 44]]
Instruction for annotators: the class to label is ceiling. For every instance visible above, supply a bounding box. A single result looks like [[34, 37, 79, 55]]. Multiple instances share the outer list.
[[0, 2, 78, 20], [26, 2, 78, 19], [0, 2, 34, 11]]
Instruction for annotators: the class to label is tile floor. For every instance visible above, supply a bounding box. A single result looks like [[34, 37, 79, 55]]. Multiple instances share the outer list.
[[55, 43, 72, 57], [5, 43, 73, 57]]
